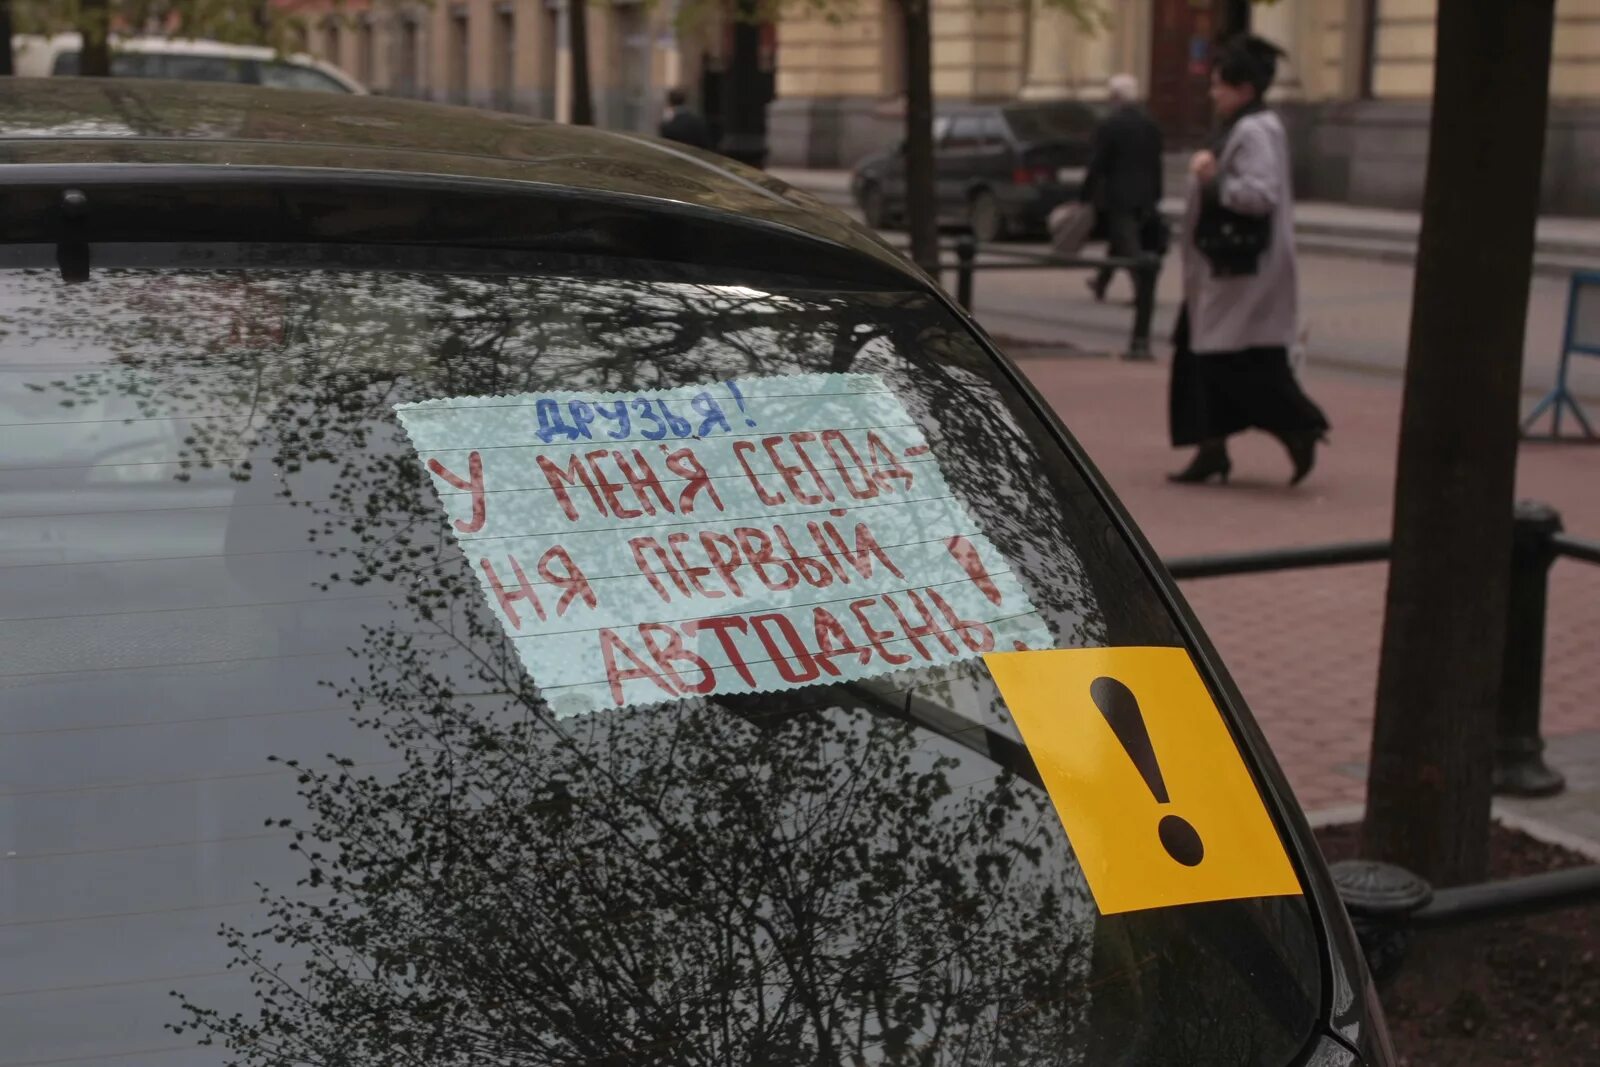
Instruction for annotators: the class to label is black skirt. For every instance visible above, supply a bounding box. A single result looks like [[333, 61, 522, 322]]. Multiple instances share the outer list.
[[1169, 305, 1330, 447]]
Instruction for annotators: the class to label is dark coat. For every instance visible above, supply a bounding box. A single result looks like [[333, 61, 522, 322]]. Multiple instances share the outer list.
[[659, 108, 714, 151], [1082, 103, 1164, 213]]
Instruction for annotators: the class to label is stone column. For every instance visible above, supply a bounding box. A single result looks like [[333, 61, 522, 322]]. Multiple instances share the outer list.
[[1067, 16, 1115, 98], [1021, 0, 1141, 101], [1105, 0, 1152, 93], [1019, 3, 1074, 99], [588, 0, 616, 122], [428, 1, 452, 104], [1250, 0, 1303, 100], [512, 0, 551, 115], [553, 0, 571, 121], [655, 3, 683, 97], [1339, 0, 1370, 99], [468, 0, 496, 109]]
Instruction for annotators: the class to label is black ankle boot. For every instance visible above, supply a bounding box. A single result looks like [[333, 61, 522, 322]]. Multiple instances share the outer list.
[[1283, 431, 1326, 486], [1168, 445, 1231, 485]]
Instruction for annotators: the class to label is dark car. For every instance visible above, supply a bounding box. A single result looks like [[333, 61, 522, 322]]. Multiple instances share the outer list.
[[850, 101, 1104, 243], [0, 78, 1392, 1067]]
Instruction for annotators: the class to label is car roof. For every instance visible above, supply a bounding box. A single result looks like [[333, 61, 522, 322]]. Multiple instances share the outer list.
[[0, 77, 909, 283]]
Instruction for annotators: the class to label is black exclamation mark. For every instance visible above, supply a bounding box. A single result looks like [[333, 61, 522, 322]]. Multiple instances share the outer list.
[[1089, 676, 1205, 867]]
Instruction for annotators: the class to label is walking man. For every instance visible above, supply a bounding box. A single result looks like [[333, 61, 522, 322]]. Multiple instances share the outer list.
[[658, 87, 714, 151], [1082, 74, 1165, 302]]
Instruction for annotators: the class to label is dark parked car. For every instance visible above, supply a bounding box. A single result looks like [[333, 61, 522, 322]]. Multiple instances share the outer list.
[[0, 78, 1392, 1067], [850, 102, 1104, 243]]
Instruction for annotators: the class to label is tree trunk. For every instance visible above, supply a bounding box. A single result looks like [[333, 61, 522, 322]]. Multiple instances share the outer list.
[[0, 1, 13, 77], [568, 0, 594, 126], [901, 0, 938, 274], [253, 0, 273, 40], [79, 0, 111, 77], [1361, 0, 1557, 887]]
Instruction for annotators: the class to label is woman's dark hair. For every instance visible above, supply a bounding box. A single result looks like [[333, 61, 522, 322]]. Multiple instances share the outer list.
[[1213, 34, 1286, 96]]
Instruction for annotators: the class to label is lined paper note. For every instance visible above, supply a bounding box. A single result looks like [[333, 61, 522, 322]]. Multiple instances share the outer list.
[[396, 373, 1051, 717]]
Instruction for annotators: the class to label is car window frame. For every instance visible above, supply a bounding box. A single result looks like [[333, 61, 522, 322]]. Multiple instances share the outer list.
[[1002, 104, 1099, 143], [944, 114, 985, 151], [257, 59, 354, 93], [153, 51, 254, 84], [50, 47, 257, 83], [978, 113, 1009, 147], [1, 189, 1345, 987]]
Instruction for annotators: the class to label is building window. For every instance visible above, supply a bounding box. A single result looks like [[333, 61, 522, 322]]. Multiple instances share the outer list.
[[357, 18, 375, 86], [323, 18, 342, 68], [399, 17, 421, 97], [449, 6, 469, 104], [494, 3, 516, 110]]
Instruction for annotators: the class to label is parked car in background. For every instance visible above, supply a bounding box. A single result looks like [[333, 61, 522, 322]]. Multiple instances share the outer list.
[[850, 101, 1104, 243], [12, 34, 365, 93], [0, 77, 1391, 1067]]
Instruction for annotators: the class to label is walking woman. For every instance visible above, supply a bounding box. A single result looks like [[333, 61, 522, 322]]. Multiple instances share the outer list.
[[1169, 35, 1329, 485]]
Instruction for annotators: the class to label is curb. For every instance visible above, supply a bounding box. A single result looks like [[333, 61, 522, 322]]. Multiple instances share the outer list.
[[990, 336, 1116, 361], [1303, 802, 1600, 863], [1154, 203, 1599, 279], [1291, 234, 1598, 281], [1494, 805, 1600, 863]]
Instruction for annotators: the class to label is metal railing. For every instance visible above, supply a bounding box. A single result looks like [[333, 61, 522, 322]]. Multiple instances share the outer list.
[[1164, 501, 1589, 797], [1165, 539, 1391, 581], [930, 236, 1162, 361], [1411, 865, 1600, 928], [1336, 855, 1600, 980], [1158, 500, 1600, 969]]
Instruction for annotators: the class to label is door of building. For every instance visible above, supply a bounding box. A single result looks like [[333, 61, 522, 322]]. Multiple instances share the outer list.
[[1146, 0, 1250, 147]]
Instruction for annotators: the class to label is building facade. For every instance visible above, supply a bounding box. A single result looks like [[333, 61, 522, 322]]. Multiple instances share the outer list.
[[772, 0, 1600, 214], [300, 0, 1600, 215], [300, 0, 706, 135]]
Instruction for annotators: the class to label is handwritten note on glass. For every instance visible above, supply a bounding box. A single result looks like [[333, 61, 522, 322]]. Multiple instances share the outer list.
[[395, 373, 1052, 717]]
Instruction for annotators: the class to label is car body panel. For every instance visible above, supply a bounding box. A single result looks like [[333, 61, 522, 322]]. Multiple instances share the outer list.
[[0, 78, 911, 281]]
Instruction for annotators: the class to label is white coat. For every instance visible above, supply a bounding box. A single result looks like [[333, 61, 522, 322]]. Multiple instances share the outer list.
[[1181, 109, 1299, 354]]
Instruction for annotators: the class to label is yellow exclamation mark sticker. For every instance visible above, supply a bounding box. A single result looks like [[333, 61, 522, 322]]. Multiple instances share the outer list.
[[983, 646, 1302, 915]]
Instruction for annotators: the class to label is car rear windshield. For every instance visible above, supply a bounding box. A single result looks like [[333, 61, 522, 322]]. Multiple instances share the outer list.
[[0, 243, 1320, 1067], [1003, 103, 1100, 142]]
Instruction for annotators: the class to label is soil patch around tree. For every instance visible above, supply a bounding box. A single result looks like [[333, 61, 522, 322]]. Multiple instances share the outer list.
[[1315, 821, 1600, 1066]]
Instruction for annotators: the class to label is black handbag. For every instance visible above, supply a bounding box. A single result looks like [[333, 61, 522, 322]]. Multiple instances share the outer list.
[[1193, 186, 1270, 277]]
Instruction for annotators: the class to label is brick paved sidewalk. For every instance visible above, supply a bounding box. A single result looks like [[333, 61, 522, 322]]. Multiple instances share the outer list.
[[1014, 353, 1600, 837]]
